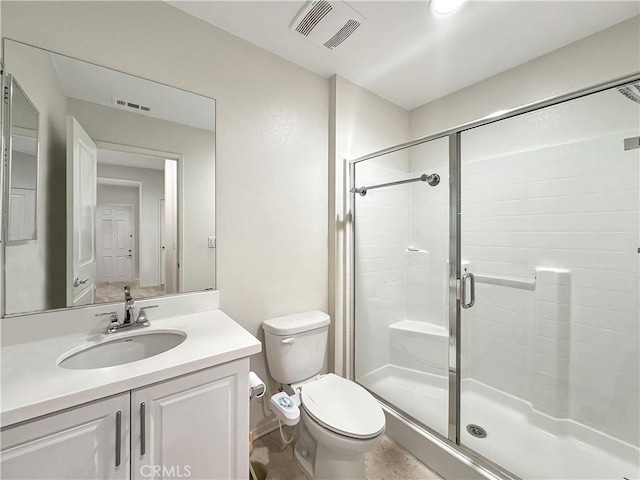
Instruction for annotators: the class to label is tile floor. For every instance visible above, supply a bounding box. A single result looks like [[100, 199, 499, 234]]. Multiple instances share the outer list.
[[250, 429, 442, 480]]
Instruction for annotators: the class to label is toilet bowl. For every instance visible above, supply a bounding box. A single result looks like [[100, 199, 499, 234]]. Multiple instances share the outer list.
[[262, 311, 386, 480], [294, 374, 385, 479]]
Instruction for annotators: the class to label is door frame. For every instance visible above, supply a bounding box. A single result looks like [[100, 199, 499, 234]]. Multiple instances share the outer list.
[[159, 198, 165, 286], [346, 72, 640, 480], [95, 141, 182, 292]]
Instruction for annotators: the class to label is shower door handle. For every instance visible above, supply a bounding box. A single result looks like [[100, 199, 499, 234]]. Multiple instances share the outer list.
[[460, 272, 475, 309]]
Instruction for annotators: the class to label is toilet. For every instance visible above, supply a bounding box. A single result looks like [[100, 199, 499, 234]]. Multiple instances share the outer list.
[[262, 311, 385, 480]]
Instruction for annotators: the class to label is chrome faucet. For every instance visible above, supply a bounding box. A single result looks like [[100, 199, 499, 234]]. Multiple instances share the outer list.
[[95, 285, 159, 334], [124, 286, 135, 324]]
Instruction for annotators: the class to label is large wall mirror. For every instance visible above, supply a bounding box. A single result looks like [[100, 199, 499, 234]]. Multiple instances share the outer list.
[[2, 39, 216, 316]]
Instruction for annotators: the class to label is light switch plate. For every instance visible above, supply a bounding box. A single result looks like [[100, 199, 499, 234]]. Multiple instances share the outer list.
[[208, 236, 216, 248]]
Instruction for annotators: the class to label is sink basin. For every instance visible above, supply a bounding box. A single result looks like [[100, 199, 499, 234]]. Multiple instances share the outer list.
[[59, 330, 187, 370]]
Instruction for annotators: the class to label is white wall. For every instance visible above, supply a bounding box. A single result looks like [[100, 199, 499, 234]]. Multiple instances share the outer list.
[[96, 184, 140, 279], [4, 41, 67, 314], [2, 0, 329, 435]]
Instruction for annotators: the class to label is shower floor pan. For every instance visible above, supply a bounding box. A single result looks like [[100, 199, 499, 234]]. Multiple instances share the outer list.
[[360, 365, 639, 480]]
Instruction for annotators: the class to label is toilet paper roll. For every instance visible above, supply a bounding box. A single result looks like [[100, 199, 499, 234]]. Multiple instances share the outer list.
[[249, 371, 266, 399]]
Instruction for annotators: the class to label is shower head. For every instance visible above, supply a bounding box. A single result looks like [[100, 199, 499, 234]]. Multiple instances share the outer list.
[[618, 83, 640, 103]]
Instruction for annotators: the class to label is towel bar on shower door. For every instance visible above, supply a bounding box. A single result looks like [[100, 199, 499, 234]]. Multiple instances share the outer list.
[[351, 173, 440, 196]]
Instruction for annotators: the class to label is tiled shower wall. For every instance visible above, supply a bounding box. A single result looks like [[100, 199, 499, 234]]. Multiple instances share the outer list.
[[459, 90, 639, 445], [460, 129, 639, 445], [407, 139, 450, 329], [354, 154, 410, 378]]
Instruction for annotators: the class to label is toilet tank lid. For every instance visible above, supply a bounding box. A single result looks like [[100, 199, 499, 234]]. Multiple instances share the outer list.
[[263, 311, 330, 335]]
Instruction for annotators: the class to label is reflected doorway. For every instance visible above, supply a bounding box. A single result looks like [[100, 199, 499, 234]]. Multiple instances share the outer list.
[[93, 147, 178, 303]]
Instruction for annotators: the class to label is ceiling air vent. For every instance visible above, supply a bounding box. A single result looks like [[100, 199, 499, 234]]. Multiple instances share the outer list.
[[112, 97, 151, 113], [323, 19, 360, 49], [290, 0, 365, 50], [295, 0, 333, 36]]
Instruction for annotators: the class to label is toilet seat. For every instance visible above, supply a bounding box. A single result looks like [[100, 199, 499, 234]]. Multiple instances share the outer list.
[[300, 374, 385, 439]]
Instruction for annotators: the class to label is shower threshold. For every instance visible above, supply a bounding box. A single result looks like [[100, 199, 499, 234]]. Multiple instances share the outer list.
[[359, 365, 639, 480]]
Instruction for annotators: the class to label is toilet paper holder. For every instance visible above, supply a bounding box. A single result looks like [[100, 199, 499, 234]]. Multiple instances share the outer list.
[[249, 371, 266, 399]]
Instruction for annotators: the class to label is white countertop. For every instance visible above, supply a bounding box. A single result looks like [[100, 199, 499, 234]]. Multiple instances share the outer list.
[[1, 309, 261, 427]]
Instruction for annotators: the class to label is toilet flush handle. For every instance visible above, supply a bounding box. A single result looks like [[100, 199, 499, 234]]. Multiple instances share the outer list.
[[281, 338, 295, 345]]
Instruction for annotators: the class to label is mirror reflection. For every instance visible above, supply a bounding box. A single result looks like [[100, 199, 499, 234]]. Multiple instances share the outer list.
[[8, 78, 39, 243], [3, 40, 216, 316]]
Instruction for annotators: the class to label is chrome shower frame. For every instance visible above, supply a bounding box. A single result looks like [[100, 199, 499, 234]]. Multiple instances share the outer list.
[[347, 72, 640, 480]]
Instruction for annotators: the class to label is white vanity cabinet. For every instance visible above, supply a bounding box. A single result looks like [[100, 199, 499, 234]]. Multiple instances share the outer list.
[[1, 359, 249, 480], [1, 393, 131, 480], [131, 360, 249, 479]]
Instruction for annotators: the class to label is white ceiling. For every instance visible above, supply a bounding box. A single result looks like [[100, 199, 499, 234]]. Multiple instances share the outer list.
[[168, 0, 640, 110], [51, 53, 216, 131]]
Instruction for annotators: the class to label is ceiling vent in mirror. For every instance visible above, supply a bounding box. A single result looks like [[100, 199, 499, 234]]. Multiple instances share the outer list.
[[290, 0, 365, 50], [112, 97, 151, 113]]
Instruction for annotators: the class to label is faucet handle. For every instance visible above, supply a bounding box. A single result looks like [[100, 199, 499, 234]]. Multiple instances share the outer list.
[[136, 305, 158, 324], [96, 312, 120, 333]]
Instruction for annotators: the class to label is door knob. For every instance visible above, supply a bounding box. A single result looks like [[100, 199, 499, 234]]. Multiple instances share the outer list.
[[73, 277, 90, 287]]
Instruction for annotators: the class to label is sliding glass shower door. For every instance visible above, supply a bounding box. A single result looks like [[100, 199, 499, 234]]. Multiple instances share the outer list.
[[458, 85, 640, 479], [353, 136, 450, 437], [351, 76, 640, 480]]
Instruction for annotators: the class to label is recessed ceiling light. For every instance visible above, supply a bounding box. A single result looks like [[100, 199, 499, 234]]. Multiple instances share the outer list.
[[429, 0, 467, 17]]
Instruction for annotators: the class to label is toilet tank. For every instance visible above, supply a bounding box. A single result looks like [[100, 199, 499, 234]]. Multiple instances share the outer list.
[[262, 311, 330, 385]]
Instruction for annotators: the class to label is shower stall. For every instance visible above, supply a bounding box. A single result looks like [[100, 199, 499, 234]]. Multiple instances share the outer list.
[[348, 75, 640, 479]]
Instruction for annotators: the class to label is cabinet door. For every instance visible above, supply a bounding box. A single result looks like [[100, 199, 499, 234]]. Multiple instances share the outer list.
[[1, 393, 130, 480], [131, 359, 249, 480]]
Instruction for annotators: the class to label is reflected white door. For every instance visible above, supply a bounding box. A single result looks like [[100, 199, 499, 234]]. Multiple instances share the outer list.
[[96, 204, 134, 283], [8, 188, 36, 241], [66, 116, 97, 307]]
